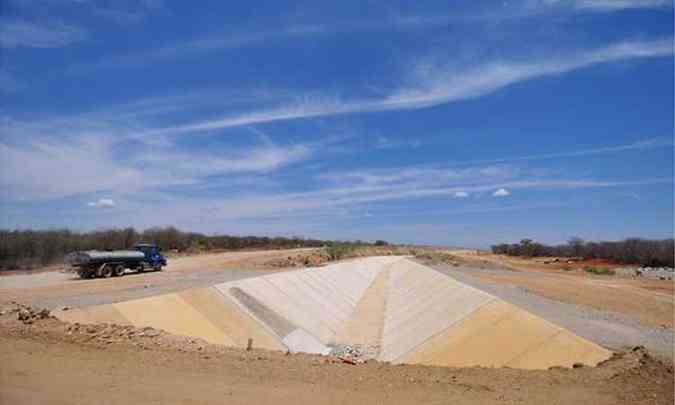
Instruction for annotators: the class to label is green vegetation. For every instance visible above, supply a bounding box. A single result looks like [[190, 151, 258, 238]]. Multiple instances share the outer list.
[[324, 242, 361, 261], [583, 266, 616, 276], [491, 237, 674, 267], [0, 228, 388, 271]]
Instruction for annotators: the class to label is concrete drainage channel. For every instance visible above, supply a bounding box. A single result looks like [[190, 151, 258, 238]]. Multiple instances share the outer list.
[[54, 256, 612, 369]]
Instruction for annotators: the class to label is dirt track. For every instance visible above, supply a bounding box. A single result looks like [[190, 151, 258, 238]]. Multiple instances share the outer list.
[[0, 249, 315, 309], [449, 251, 674, 328]]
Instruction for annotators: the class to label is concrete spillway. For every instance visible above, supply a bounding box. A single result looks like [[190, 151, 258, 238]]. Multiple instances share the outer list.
[[55, 256, 612, 369]]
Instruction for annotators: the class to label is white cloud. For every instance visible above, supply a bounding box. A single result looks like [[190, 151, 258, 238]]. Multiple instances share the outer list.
[[139, 38, 672, 137], [545, 0, 672, 11], [0, 18, 87, 48], [374, 136, 423, 150], [0, 115, 315, 201], [454, 191, 469, 198], [384, 38, 672, 110], [0, 136, 144, 200], [88, 198, 116, 208], [108, 177, 668, 225], [136, 143, 311, 176], [493, 188, 511, 197]]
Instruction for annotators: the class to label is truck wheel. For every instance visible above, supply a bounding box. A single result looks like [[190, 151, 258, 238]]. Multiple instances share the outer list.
[[100, 265, 113, 278], [113, 265, 125, 277], [153, 265, 162, 272]]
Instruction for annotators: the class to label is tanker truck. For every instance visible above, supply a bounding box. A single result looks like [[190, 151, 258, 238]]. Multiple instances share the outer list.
[[66, 243, 167, 279]]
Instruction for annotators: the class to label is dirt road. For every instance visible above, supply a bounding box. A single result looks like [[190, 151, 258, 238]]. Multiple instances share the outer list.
[[427, 261, 674, 362], [449, 251, 674, 329], [0, 249, 315, 310], [0, 306, 672, 405]]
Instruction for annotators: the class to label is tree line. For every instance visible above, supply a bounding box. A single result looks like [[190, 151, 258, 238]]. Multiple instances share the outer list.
[[491, 237, 674, 267], [0, 227, 345, 271]]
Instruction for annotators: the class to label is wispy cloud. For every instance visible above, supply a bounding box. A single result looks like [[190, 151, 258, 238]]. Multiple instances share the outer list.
[[544, 0, 672, 11], [0, 18, 87, 48], [374, 136, 423, 150], [88, 198, 115, 208], [126, 177, 669, 223], [383, 38, 673, 110], [139, 38, 672, 137], [0, 136, 144, 200], [65, 14, 470, 73], [441, 137, 674, 166], [0, 121, 315, 201]]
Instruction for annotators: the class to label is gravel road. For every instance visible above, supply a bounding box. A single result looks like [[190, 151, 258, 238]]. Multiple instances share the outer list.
[[429, 262, 674, 362]]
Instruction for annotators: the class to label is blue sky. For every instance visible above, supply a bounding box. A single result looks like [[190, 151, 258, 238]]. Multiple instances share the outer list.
[[1, 0, 673, 247]]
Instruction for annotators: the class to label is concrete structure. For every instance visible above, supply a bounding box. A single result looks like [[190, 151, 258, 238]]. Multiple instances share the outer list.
[[55, 256, 612, 369]]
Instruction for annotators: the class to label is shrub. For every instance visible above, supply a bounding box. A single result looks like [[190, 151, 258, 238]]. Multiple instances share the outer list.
[[324, 242, 357, 261], [583, 266, 615, 276], [492, 238, 673, 267]]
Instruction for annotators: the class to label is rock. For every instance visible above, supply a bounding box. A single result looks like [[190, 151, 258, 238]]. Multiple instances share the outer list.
[[572, 363, 584, 369], [17, 309, 32, 321]]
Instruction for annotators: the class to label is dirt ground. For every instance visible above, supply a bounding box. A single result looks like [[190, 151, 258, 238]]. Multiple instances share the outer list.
[[447, 250, 674, 329], [0, 303, 673, 405], [1, 249, 673, 404]]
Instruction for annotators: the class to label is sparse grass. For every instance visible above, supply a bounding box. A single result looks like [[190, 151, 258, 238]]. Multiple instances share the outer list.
[[324, 242, 358, 261], [414, 251, 459, 266], [583, 266, 615, 276]]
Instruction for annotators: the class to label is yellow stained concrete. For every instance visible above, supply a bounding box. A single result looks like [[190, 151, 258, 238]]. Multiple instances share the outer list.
[[400, 300, 611, 369], [506, 328, 612, 369], [114, 293, 236, 346], [178, 287, 285, 351], [55, 304, 131, 326], [332, 268, 389, 347]]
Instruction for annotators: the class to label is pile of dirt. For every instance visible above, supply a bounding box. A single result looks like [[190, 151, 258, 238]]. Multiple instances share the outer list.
[[2, 302, 52, 324]]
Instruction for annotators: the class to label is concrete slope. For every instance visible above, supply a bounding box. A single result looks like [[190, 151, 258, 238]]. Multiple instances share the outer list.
[[56, 286, 285, 351], [332, 267, 390, 357], [54, 256, 612, 370], [216, 256, 400, 346], [398, 299, 612, 369], [379, 259, 495, 362]]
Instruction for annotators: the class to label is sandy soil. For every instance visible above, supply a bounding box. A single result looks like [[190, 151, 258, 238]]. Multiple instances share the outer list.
[[448, 251, 674, 329], [0, 304, 672, 405]]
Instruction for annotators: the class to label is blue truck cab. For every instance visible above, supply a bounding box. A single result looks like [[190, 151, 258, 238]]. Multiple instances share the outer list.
[[134, 243, 168, 269]]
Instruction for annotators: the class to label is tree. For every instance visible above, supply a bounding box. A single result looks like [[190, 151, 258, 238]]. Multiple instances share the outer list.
[[567, 237, 585, 257]]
